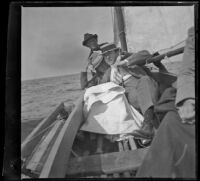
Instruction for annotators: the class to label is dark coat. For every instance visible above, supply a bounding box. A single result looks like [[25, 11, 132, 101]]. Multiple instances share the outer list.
[[136, 27, 196, 178], [136, 87, 195, 177], [175, 27, 195, 106], [136, 110, 195, 178]]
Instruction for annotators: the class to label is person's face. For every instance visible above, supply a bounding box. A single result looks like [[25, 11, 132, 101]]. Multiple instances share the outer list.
[[104, 50, 119, 65], [85, 38, 98, 50]]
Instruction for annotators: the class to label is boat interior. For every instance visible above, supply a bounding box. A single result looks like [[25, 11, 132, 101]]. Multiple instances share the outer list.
[[21, 70, 177, 178]]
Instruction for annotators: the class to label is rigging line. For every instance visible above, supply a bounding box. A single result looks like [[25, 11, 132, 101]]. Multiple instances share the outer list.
[[24, 120, 59, 144], [110, 7, 113, 26], [110, 7, 116, 44], [110, 7, 114, 33]]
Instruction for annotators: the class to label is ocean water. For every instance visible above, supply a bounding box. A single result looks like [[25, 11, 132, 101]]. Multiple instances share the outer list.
[[21, 61, 181, 142], [21, 73, 84, 141]]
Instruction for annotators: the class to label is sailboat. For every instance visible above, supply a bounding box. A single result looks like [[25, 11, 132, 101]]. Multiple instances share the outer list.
[[21, 6, 194, 178]]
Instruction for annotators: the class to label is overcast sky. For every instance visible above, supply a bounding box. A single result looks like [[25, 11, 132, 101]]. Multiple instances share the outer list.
[[22, 6, 194, 81], [22, 7, 113, 80]]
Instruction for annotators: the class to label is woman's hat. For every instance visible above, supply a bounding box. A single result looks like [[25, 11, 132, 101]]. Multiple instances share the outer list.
[[101, 43, 120, 55], [82, 33, 98, 46]]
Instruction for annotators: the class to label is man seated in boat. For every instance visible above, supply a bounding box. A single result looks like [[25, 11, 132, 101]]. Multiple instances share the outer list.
[[136, 26, 195, 178], [80, 33, 108, 89], [100, 43, 169, 139]]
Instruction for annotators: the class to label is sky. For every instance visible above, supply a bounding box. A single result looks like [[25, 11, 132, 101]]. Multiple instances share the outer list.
[[22, 6, 194, 81], [22, 7, 114, 80]]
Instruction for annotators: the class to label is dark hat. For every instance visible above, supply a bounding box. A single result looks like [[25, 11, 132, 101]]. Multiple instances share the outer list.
[[82, 33, 98, 46], [101, 43, 120, 55]]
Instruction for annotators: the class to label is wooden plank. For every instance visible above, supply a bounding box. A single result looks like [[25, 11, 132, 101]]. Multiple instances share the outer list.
[[34, 121, 64, 174], [26, 120, 63, 171], [102, 148, 149, 174], [113, 173, 120, 178], [123, 140, 129, 151], [118, 141, 123, 151], [128, 137, 137, 150], [115, 141, 123, 177], [122, 140, 131, 177], [96, 134, 103, 154], [66, 147, 149, 176], [67, 152, 102, 177], [40, 95, 84, 178], [21, 102, 65, 159], [107, 174, 113, 178], [100, 174, 107, 178]]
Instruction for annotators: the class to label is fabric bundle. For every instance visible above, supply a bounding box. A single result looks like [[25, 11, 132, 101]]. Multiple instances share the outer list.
[[80, 82, 143, 135]]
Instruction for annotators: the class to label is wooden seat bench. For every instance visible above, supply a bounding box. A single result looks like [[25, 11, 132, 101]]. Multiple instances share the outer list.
[[66, 147, 149, 177]]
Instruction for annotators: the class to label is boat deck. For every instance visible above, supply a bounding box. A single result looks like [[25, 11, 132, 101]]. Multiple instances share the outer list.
[[66, 132, 149, 178]]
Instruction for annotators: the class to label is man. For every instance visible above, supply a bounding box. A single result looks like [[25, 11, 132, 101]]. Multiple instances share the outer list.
[[136, 27, 195, 178], [80, 33, 108, 89], [100, 43, 166, 139], [82, 33, 108, 59], [80, 34, 112, 152]]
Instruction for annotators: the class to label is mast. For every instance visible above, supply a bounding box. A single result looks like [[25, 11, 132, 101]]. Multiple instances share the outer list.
[[114, 7, 128, 52], [113, 7, 186, 65]]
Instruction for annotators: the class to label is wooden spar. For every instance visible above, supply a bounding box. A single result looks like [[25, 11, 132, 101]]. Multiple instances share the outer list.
[[26, 120, 63, 171], [39, 95, 84, 178], [114, 7, 184, 65], [129, 46, 184, 66], [21, 102, 65, 159], [114, 7, 128, 52], [129, 137, 137, 150], [66, 147, 149, 176], [148, 47, 184, 64]]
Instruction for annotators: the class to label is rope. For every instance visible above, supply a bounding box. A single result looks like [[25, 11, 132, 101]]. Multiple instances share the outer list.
[[25, 120, 60, 144], [110, 7, 114, 29]]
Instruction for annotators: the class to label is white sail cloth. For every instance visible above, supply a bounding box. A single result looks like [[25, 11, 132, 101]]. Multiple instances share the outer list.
[[80, 82, 143, 135]]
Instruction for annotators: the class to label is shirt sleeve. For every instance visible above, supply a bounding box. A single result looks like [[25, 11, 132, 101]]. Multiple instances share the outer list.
[[80, 72, 88, 89], [126, 50, 152, 66], [175, 27, 195, 106]]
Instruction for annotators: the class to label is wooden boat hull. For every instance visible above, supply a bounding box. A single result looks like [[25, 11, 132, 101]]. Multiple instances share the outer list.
[[21, 94, 149, 178], [21, 71, 177, 178], [21, 95, 84, 178]]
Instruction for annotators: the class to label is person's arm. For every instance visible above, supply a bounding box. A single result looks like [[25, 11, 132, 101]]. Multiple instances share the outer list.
[[114, 50, 152, 67], [126, 50, 152, 66], [152, 52, 168, 73], [80, 72, 88, 89], [80, 57, 96, 89], [175, 27, 195, 124]]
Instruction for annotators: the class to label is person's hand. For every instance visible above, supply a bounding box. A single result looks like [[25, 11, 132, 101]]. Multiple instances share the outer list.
[[86, 64, 96, 73], [153, 61, 162, 67], [110, 67, 123, 85], [113, 55, 129, 67], [177, 99, 195, 124]]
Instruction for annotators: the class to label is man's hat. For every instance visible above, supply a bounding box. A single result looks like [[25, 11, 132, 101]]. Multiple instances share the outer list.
[[82, 33, 98, 46], [101, 43, 120, 55]]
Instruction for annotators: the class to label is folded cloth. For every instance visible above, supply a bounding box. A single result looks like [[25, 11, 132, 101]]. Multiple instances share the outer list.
[[80, 82, 143, 135]]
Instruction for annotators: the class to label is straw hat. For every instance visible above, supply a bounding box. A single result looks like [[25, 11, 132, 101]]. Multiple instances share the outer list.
[[101, 43, 120, 55]]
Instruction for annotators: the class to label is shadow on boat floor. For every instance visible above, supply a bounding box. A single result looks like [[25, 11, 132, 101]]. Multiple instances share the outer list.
[[71, 131, 118, 157]]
